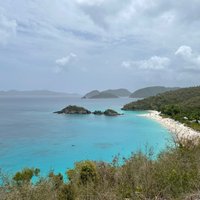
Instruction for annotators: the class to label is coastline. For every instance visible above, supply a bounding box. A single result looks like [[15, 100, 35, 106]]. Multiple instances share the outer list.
[[139, 110, 200, 140]]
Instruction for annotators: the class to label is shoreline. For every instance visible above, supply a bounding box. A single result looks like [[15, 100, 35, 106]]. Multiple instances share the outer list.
[[139, 110, 200, 140]]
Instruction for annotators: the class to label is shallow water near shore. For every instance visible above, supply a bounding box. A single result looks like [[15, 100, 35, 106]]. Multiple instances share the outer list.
[[0, 97, 172, 176]]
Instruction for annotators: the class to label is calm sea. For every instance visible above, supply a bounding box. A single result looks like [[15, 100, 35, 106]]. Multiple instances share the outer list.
[[0, 96, 171, 175]]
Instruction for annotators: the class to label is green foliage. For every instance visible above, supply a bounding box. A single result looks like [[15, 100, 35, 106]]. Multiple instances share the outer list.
[[104, 109, 120, 116], [13, 168, 40, 184], [161, 104, 181, 116], [130, 86, 179, 98], [67, 161, 98, 185], [55, 105, 91, 114], [123, 86, 200, 131]]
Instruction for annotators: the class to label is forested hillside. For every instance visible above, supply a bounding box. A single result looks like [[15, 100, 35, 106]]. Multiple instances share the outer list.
[[123, 86, 200, 131], [130, 86, 179, 98]]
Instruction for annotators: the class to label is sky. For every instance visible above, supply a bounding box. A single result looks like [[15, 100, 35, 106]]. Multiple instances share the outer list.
[[0, 0, 200, 94]]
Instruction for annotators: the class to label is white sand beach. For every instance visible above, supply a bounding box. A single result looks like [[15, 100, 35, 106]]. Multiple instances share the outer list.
[[139, 110, 200, 140]]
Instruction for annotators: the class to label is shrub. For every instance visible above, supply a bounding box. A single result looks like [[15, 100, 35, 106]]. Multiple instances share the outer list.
[[67, 161, 98, 185], [13, 168, 40, 184]]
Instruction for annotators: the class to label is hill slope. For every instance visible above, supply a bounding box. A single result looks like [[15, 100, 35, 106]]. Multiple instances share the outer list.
[[123, 86, 200, 131], [82, 90, 100, 99], [130, 86, 180, 98], [82, 88, 131, 99], [90, 92, 118, 99], [103, 89, 131, 97]]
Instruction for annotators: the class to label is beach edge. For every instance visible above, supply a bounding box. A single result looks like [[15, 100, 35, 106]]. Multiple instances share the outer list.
[[139, 110, 200, 140]]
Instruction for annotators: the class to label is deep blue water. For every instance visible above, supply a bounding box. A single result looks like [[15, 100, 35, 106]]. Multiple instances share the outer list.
[[0, 97, 171, 176]]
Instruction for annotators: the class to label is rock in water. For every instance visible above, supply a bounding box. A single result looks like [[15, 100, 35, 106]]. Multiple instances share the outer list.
[[93, 110, 104, 115], [104, 109, 121, 116], [54, 106, 122, 117], [54, 105, 91, 114]]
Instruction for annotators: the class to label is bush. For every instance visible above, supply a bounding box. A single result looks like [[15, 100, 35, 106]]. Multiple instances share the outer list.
[[67, 161, 98, 185], [13, 168, 40, 184]]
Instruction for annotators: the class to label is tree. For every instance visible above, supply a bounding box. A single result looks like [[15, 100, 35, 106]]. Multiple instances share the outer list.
[[67, 161, 98, 185], [13, 168, 40, 184]]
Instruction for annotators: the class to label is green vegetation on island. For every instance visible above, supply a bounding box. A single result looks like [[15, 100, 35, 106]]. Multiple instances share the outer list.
[[82, 90, 100, 99], [82, 89, 131, 99], [103, 89, 131, 97], [90, 92, 118, 99], [93, 109, 121, 116], [54, 105, 91, 114], [123, 86, 200, 131], [83, 87, 181, 99], [2, 139, 200, 199], [129, 86, 180, 98], [104, 109, 121, 116], [93, 110, 103, 115], [54, 106, 121, 116]]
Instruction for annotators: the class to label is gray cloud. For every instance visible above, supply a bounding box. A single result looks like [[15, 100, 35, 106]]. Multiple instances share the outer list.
[[76, 0, 105, 6], [0, 10, 17, 44], [0, 0, 200, 93]]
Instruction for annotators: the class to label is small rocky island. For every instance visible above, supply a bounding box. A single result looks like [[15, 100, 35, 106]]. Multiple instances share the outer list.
[[93, 109, 121, 116], [54, 105, 121, 116], [54, 105, 91, 114]]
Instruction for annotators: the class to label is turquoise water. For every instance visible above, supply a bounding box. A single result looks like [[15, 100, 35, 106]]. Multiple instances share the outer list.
[[0, 97, 171, 176]]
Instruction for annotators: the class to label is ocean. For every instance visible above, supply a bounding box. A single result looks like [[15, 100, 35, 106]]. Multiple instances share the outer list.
[[0, 96, 171, 176]]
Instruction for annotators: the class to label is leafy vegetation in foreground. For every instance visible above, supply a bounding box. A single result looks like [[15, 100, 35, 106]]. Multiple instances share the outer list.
[[123, 86, 200, 131], [1, 139, 200, 199]]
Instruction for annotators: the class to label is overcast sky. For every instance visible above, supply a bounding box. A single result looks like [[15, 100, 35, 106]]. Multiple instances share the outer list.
[[0, 0, 200, 93]]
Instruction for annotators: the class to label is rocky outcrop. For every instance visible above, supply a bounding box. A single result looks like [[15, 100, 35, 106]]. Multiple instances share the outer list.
[[54, 105, 91, 114], [104, 109, 121, 116], [93, 110, 104, 115], [93, 109, 121, 116], [54, 106, 122, 116]]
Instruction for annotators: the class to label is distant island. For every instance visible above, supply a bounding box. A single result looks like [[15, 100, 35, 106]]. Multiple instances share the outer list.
[[129, 86, 180, 98], [0, 90, 80, 97], [90, 92, 118, 99], [82, 88, 131, 99], [54, 105, 121, 116], [0, 87, 181, 99], [83, 87, 181, 99]]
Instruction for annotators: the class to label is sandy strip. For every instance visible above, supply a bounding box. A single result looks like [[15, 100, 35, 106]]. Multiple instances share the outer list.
[[139, 110, 200, 140]]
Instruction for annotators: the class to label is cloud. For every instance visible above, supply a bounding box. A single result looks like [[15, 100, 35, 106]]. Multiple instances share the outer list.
[[0, 11, 17, 44], [56, 53, 77, 66], [55, 53, 77, 73], [175, 45, 200, 69], [76, 0, 105, 6], [1, 0, 200, 91], [122, 56, 170, 70], [175, 46, 192, 58]]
